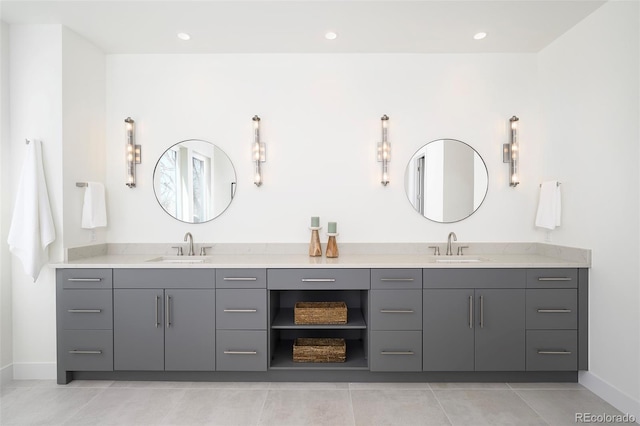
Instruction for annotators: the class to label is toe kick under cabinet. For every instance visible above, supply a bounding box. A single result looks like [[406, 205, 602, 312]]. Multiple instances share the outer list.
[[55, 265, 588, 384]]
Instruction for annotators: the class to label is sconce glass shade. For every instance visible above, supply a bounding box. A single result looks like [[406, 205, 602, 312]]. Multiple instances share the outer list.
[[252, 115, 266, 186], [503, 116, 519, 187], [125, 117, 141, 188], [377, 114, 391, 186]]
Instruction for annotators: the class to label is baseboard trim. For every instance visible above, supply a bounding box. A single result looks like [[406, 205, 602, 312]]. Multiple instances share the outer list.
[[579, 371, 640, 423], [0, 363, 13, 386], [12, 362, 56, 380]]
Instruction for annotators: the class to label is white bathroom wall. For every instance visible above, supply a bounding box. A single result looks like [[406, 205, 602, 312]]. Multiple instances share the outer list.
[[106, 53, 541, 245], [61, 27, 106, 248], [8, 25, 64, 379], [538, 0, 640, 417], [0, 21, 14, 384]]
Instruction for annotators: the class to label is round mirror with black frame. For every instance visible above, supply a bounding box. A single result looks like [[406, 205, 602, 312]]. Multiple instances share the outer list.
[[153, 139, 237, 224], [404, 139, 488, 223]]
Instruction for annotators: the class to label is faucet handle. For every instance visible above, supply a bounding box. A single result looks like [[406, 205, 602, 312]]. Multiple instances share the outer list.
[[199, 246, 212, 256], [457, 246, 469, 256], [428, 246, 441, 256], [171, 246, 184, 256]]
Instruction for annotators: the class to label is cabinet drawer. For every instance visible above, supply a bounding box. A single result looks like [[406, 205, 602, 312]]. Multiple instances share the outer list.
[[526, 330, 577, 371], [370, 331, 422, 371], [371, 269, 422, 290], [423, 269, 525, 289], [60, 290, 113, 330], [114, 269, 214, 289], [370, 290, 422, 330], [61, 330, 113, 371], [216, 330, 267, 371], [267, 269, 370, 290], [526, 289, 577, 329], [526, 269, 578, 288], [58, 269, 112, 289], [216, 269, 266, 289], [216, 289, 267, 329]]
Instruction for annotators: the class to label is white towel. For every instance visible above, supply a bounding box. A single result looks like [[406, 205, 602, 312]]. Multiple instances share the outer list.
[[81, 182, 107, 229], [535, 180, 562, 230], [7, 140, 56, 282]]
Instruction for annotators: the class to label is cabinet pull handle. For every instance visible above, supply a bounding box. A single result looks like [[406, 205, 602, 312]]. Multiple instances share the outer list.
[[223, 351, 258, 355], [223, 309, 258, 313], [301, 278, 336, 282], [469, 296, 473, 329], [380, 351, 414, 355], [166, 295, 172, 328], [380, 309, 414, 313], [68, 350, 102, 354], [379, 278, 415, 282], [538, 277, 572, 281], [479, 295, 484, 328], [67, 278, 102, 282], [537, 350, 572, 355], [537, 309, 572, 313], [223, 277, 258, 281], [155, 295, 160, 328], [67, 309, 102, 313]]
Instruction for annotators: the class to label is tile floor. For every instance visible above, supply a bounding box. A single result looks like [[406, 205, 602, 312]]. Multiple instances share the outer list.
[[0, 380, 629, 425]]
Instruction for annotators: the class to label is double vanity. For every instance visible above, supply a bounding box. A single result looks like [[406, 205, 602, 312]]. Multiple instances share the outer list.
[[53, 243, 590, 385]]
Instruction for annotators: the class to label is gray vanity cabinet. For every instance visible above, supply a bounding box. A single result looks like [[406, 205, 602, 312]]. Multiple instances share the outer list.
[[369, 269, 423, 372], [422, 269, 526, 372], [113, 269, 215, 371]]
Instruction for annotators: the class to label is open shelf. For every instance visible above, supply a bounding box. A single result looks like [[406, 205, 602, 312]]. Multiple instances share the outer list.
[[270, 339, 368, 370], [271, 308, 367, 329]]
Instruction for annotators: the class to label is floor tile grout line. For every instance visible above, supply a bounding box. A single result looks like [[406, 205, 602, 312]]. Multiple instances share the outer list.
[[348, 385, 357, 426], [512, 388, 554, 426], [429, 387, 456, 426], [53, 385, 110, 426], [256, 387, 271, 426]]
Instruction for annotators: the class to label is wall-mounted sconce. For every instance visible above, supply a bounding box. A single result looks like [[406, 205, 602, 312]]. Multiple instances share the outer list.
[[125, 117, 141, 188], [252, 115, 266, 187], [377, 114, 391, 186], [503, 115, 519, 187]]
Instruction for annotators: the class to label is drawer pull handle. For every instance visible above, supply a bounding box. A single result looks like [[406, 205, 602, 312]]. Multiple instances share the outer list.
[[223, 351, 258, 355], [67, 309, 102, 313], [67, 278, 102, 282], [223, 309, 258, 313], [537, 309, 572, 313], [380, 309, 414, 314], [68, 350, 102, 355], [538, 277, 572, 281], [537, 350, 572, 355], [380, 278, 415, 282], [223, 277, 258, 281], [381, 351, 414, 355], [301, 278, 336, 282]]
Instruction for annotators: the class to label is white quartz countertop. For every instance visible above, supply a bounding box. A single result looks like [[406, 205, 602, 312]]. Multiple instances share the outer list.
[[52, 243, 591, 269]]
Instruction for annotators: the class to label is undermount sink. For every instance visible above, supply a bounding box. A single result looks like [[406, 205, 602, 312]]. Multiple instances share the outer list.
[[435, 257, 487, 263], [146, 256, 212, 264]]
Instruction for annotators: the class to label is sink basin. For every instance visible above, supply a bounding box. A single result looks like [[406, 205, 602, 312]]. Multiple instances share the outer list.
[[146, 256, 212, 264], [435, 257, 487, 263]]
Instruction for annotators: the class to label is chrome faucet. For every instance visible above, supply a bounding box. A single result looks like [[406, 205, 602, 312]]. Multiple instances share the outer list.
[[184, 232, 195, 256], [446, 232, 457, 256]]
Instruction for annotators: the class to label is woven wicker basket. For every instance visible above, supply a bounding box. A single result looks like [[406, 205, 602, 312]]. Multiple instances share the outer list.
[[292, 338, 346, 363], [294, 301, 347, 325]]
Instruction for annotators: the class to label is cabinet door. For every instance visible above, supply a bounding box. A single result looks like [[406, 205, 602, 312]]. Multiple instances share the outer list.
[[114, 289, 164, 371], [475, 289, 525, 371], [165, 289, 215, 371], [423, 289, 474, 371]]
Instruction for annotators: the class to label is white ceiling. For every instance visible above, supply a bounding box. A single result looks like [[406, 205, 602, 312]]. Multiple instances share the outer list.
[[0, 0, 607, 54]]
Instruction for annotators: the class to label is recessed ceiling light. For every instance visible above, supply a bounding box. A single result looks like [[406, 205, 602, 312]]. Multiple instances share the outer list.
[[177, 32, 191, 41], [325, 32, 338, 40], [473, 32, 487, 40]]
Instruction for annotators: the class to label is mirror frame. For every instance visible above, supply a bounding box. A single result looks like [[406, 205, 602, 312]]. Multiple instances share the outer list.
[[152, 139, 237, 224], [404, 138, 489, 224]]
